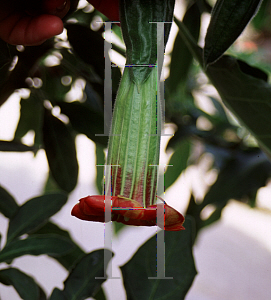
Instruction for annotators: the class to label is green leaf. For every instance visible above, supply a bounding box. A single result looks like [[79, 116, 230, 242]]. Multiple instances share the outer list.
[[165, 139, 191, 190], [7, 192, 68, 244], [0, 235, 75, 263], [0, 140, 36, 152], [31, 221, 85, 270], [0, 186, 18, 219], [58, 101, 108, 147], [66, 23, 105, 80], [176, 18, 271, 158], [168, 2, 201, 95], [121, 218, 197, 300], [43, 108, 78, 192], [0, 39, 54, 107], [120, 0, 175, 85], [62, 249, 113, 300], [49, 288, 67, 300], [93, 287, 107, 300], [0, 267, 45, 300], [14, 92, 43, 145], [203, 0, 263, 66]]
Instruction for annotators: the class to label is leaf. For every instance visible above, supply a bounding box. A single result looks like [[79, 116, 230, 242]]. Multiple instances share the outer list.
[[7, 192, 68, 244], [121, 218, 197, 300], [176, 18, 271, 158], [49, 288, 67, 300], [168, 2, 201, 95], [0, 140, 36, 152], [14, 92, 43, 145], [0, 186, 18, 219], [31, 221, 85, 270], [62, 249, 114, 300], [0, 235, 75, 263], [203, 0, 263, 66], [201, 149, 271, 209], [0, 267, 45, 300], [58, 101, 108, 147], [0, 39, 54, 106], [43, 108, 79, 192], [165, 139, 191, 190], [66, 23, 105, 80], [93, 287, 107, 300]]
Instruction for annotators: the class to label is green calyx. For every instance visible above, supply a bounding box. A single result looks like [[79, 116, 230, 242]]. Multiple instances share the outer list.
[[105, 67, 160, 207], [119, 0, 175, 86]]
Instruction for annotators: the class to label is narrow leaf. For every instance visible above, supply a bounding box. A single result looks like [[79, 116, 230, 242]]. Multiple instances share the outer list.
[[0, 185, 18, 219], [0, 235, 75, 263], [95, 144, 105, 194], [62, 249, 114, 300], [7, 192, 68, 243], [0, 267, 45, 300], [204, 0, 263, 66], [0, 140, 36, 152], [43, 109, 78, 192], [121, 218, 197, 300]]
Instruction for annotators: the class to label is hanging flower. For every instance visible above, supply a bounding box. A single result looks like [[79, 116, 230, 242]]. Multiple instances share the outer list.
[[71, 0, 185, 231]]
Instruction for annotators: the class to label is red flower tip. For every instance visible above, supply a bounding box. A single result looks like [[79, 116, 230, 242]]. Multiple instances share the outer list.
[[71, 195, 185, 231]]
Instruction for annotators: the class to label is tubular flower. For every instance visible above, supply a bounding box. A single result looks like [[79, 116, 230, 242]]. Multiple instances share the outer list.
[[71, 0, 185, 231]]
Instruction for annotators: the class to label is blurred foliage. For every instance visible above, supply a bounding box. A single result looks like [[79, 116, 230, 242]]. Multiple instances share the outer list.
[[1, 0, 271, 299]]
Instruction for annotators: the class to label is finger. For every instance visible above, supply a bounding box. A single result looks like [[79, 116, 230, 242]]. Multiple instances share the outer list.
[[4, 14, 64, 45]]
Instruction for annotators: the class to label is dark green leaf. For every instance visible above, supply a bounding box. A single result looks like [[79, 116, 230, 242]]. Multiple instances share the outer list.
[[59, 101, 108, 147], [66, 23, 105, 80], [121, 218, 197, 300], [49, 288, 67, 300], [204, 0, 263, 66], [62, 249, 113, 300], [0, 186, 18, 219], [165, 139, 191, 190], [32, 221, 85, 270], [0, 140, 36, 152], [120, 0, 175, 85], [14, 92, 43, 145], [0, 235, 75, 263], [0, 267, 45, 300], [0, 40, 54, 106], [43, 109, 78, 192], [93, 287, 107, 300], [168, 2, 201, 95], [176, 18, 271, 158], [7, 192, 68, 244]]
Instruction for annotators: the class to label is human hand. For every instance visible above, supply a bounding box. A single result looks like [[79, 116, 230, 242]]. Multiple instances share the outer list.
[[0, 0, 71, 46]]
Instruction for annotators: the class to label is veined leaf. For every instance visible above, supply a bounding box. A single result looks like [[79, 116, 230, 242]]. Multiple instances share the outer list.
[[176, 18, 271, 158], [121, 218, 197, 300], [0, 267, 46, 300], [204, 0, 263, 66], [7, 192, 67, 244], [0, 235, 75, 263], [62, 250, 113, 300]]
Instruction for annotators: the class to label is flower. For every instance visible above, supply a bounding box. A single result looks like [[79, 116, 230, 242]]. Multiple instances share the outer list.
[[71, 0, 185, 231], [71, 195, 184, 231]]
